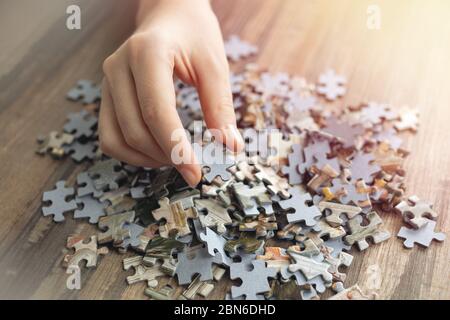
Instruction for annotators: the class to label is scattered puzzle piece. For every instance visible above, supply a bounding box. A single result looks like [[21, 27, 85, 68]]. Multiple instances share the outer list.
[[397, 219, 445, 249]]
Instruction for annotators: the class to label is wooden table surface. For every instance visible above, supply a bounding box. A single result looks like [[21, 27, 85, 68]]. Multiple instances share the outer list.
[[0, 0, 449, 300]]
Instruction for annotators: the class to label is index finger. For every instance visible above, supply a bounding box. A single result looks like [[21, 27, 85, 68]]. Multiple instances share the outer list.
[[130, 45, 201, 187]]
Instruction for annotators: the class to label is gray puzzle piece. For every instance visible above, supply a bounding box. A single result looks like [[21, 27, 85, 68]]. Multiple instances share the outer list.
[[76, 171, 103, 198], [42, 180, 77, 222], [88, 159, 127, 191], [230, 260, 277, 300], [67, 79, 101, 104], [74, 196, 106, 223], [120, 223, 145, 251], [397, 219, 446, 249], [65, 140, 97, 162], [198, 227, 232, 266], [349, 151, 380, 184], [175, 245, 223, 285], [281, 144, 304, 184], [63, 110, 97, 139], [279, 188, 321, 226]]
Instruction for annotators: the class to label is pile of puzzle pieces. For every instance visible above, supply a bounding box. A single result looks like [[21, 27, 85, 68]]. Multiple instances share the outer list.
[[39, 35, 445, 300]]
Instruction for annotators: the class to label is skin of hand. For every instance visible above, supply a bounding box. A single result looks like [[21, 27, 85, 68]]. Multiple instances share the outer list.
[[99, 0, 244, 187]]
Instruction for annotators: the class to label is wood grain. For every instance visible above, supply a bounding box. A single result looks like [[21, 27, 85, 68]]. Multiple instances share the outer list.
[[0, 0, 449, 299]]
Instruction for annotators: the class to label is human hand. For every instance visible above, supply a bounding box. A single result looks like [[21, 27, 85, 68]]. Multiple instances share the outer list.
[[99, 0, 243, 187]]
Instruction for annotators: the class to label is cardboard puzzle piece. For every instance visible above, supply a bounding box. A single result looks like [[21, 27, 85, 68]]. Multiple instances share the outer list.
[[119, 223, 145, 253], [394, 107, 419, 132], [100, 188, 136, 216], [225, 35, 258, 61], [175, 245, 223, 285], [230, 160, 257, 182], [152, 197, 198, 238], [321, 115, 364, 148], [232, 182, 272, 216], [287, 247, 333, 283], [256, 247, 290, 271], [67, 79, 101, 104], [74, 196, 106, 224], [76, 171, 103, 198], [254, 161, 291, 199], [36, 131, 74, 158], [97, 210, 135, 245], [318, 201, 362, 227], [42, 180, 77, 222], [123, 255, 165, 287], [63, 110, 97, 139], [320, 245, 353, 282], [279, 188, 321, 226], [64, 140, 97, 162], [63, 235, 108, 268], [276, 223, 303, 240], [397, 219, 445, 249], [195, 198, 232, 234], [349, 151, 381, 184], [198, 227, 232, 266], [316, 69, 346, 101], [344, 212, 391, 250], [224, 233, 264, 254], [180, 265, 226, 299], [281, 144, 304, 185], [88, 159, 127, 191], [230, 260, 277, 300], [239, 214, 278, 238], [267, 131, 303, 166], [395, 195, 438, 229]]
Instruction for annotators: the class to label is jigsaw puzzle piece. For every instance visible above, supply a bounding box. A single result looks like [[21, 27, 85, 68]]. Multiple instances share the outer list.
[[42, 180, 77, 222]]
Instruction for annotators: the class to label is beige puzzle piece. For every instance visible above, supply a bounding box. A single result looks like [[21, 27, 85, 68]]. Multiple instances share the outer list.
[[318, 201, 362, 227], [395, 195, 438, 229], [152, 197, 198, 238], [98, 211, 135, 245], [344, 212, 391, 250], [63, 235, 108, 268]]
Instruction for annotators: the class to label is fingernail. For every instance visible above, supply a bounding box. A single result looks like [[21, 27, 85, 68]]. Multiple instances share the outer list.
[[222, 124, 244, 152], [179, 166, 199, 188]]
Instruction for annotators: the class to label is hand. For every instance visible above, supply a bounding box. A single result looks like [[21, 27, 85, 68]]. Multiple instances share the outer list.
[[98, 0, 243, 187]]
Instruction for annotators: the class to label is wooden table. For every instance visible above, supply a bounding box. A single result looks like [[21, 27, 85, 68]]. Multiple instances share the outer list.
[[0, 0, 449, 299]]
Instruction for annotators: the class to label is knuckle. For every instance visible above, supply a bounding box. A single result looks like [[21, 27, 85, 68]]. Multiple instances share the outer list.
[[102, 55, 116, 76], [141, 105, 162, 124], [123, 129, 147, 150], [126, 33, 148, 58], [127, 30, 174, 63], [99, 135, 114, 157]]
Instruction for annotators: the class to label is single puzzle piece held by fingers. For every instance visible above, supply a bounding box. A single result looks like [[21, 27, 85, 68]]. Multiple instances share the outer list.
[[42, 180, 77, 222], [63, 235, 108, 268], [395, 195, 438, 229], [397, 219, 445, 249]]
